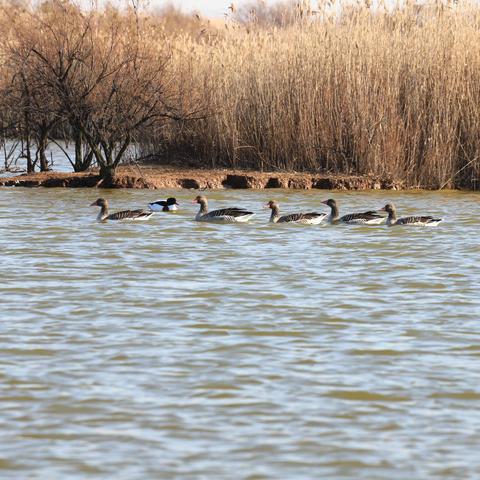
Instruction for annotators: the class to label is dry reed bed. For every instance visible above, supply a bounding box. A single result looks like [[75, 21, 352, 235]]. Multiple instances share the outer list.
[[158, 3, 480, 189]]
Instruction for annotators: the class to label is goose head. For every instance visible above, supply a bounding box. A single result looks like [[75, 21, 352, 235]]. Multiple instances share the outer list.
[[90, 198, 107, 208], [264, 200, 279, 210], [193, 195, 207, 204], [380, 203, 396, 214], [321, 198, 336, 208], [193, 195, 208, 213]]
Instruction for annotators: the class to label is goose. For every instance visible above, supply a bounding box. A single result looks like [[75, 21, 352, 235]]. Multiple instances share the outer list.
[[193, 195, 255, 223], [380, 203, 442, 226], [321, 198, 385, 225], [90, 198, 154, 222], [148, 197, 179, 212], [265, 200, 327, 224]]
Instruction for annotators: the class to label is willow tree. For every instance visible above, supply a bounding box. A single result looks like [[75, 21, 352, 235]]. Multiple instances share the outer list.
[[0, 3, 61, 172], [2, 0, 181, 184]]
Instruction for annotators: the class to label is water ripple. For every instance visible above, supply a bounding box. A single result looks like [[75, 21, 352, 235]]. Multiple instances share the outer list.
[[0, 188, 479, 479]]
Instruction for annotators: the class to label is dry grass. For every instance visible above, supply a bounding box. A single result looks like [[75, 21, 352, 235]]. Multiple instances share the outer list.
[[2, 1, 480, 188], [153, 1, 480, 189]]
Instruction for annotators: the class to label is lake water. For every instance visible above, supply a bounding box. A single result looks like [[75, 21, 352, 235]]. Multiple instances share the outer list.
[[0, 141, 76, 176], [0, 140, 139, 176], [0, 187, 479, 479]]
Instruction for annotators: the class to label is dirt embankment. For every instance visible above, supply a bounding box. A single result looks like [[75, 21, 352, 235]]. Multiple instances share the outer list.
[[0, 165, 404, 190]]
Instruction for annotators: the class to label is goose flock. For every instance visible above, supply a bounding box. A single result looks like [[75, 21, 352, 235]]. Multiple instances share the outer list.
[[90, 195, 443, 227]]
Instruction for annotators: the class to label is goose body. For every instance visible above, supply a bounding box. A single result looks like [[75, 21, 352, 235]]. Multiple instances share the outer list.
[[91, 198, 154, 222], [266, 200, 327, 224], [193, 195, 255, 223], [381, 203, 442, 226], [148, 197, 179, 212], [321, 199, 385, 225]]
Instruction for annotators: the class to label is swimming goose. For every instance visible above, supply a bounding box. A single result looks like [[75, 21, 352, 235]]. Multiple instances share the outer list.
[[193, 195, 255, 223], [380, 203, 442, 226], [148, 197, 179, 212], [321, 199, 385, 225], [90, 198, 154, 222], [265, 200, 327, 224]]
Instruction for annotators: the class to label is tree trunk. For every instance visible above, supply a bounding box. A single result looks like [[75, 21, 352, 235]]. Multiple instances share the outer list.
[[74, 131, 83, 172], [23, 113, 34, 173], [73, 131, 94, 172], [99, 163, 116, 187], [38, 134, 49, 172], [21, 74, 35, 174], [25, 136, 34, 174], [83, 150, 95, 171]]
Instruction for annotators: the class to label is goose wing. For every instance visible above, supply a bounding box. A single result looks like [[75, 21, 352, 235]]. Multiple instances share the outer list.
[[340, 211, 384, 224], [277, 212, 326, 223], [303, 212, 327, 220], [397, 216, 442, 225], [206, 207, 253, 219], [107, 209, 153, 221]]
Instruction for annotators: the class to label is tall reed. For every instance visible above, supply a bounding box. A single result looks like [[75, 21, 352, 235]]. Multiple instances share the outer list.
[[153, 2, 480, 189]]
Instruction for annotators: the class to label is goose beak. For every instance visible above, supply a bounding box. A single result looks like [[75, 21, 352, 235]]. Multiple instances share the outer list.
[[321, 200, 328, 205], [90, 201, 97, 206], [263, 204, 270, 209], [379, 207, 386, 212]]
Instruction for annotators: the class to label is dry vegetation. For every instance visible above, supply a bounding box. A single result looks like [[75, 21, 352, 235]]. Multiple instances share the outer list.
[[154, 0, 480, 189], [1, 0, 480, 188], [0, 0, 202, 184]]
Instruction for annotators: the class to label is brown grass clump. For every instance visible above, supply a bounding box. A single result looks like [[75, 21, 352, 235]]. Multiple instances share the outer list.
[[152, 1, 480, 189]]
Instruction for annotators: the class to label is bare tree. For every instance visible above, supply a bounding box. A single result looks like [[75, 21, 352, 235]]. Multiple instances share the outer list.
[[1, 2, 61, 172], [0, 0, 202, 181], [15, 1, 180, 185]]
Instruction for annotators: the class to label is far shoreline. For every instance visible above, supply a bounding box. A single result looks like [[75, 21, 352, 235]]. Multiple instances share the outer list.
[[0, 165, 459, 191]]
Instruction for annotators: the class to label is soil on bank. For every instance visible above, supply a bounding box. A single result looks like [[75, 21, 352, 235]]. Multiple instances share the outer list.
[[0, 165, 404, 190]]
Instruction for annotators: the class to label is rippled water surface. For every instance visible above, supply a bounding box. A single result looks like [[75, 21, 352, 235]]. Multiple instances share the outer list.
[[1, 187, 479, 479]]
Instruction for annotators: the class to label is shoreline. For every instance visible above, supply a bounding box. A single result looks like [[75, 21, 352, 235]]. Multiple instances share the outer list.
[[1, 165, 408, 190]]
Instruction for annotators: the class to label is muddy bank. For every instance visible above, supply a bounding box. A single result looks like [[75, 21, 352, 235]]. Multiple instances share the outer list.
[[0, 165, 404, 190]]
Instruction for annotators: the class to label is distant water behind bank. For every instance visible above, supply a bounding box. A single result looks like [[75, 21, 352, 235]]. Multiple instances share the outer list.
[[0, 140, 74, 176]]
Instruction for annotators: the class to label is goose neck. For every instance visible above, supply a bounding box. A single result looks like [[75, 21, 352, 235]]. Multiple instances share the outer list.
[[329, 203, 339, 222], [269, 205, 280, 223], [97, 203, 108, 221], [387, 208, 397, 225], [199, 199, 208, 214]]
